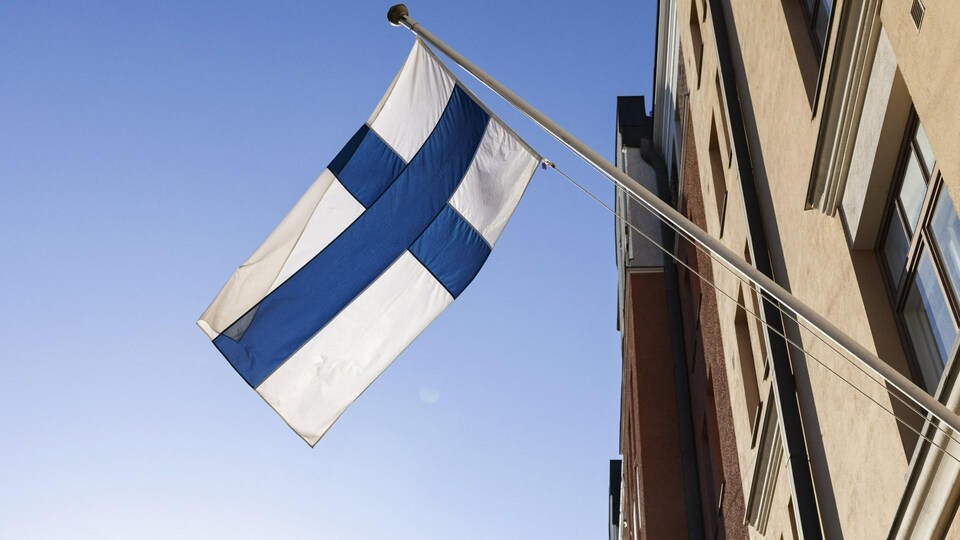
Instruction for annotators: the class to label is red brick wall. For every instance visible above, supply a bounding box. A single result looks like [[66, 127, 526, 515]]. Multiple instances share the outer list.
[[677, 110, 748, 540], [621, 270, 689, 540]]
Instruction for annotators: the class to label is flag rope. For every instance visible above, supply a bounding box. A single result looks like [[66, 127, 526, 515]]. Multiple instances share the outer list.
[[389, 5, 960, 471], [544, 159, 960, 464], [548, 153, 960, 451], [389, 8, 960, 439]]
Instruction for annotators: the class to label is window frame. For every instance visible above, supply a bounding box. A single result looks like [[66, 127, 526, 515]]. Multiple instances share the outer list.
[[877, 111, 956, 394], [689, 2, 705, 89], [808, 0, 841, 118], [798, 0, 833, 58]]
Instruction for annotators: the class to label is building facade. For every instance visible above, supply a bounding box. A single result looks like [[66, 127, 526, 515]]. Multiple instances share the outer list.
[[613, 0, 960, 538]]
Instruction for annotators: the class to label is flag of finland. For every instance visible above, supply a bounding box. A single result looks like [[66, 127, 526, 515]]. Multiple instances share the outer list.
[[198, 39, 540, 445]]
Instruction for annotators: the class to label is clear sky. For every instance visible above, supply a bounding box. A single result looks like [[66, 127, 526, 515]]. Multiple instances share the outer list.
[[0, 1, 655, 538]]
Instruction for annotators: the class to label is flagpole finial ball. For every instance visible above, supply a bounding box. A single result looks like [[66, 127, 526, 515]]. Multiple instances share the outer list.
[[387, 4, 409, 26]]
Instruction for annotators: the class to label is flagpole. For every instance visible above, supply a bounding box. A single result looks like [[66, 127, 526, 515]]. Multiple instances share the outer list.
[[386, 4, 960, 435]]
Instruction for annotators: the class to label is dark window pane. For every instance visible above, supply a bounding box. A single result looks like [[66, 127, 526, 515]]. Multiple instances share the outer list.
[[903, 249, 957, 391], [814, 3, 830, 49], [932, 190, 960, 300], [883, 211, 910, 285], [898, 151, 928, 234]]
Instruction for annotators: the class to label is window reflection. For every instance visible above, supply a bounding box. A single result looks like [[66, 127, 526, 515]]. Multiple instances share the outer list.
[[898, 152, 927, 234], [915, 123, 937, 175], [903, 250, 957, 391], [932, 190, 960, 301], [883, 212, 909, 284], [800, 0, 833, 55], [814, 0, 832, 49]]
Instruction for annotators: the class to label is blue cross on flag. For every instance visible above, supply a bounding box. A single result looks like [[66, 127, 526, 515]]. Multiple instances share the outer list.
[[198, 39, 540, 445]]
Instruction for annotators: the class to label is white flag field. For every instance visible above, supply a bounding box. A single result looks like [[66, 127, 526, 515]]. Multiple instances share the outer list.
[[198, 39, 540, 445]]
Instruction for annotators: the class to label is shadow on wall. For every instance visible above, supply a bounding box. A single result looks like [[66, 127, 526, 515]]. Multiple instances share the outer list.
[[717, 2, 843, 537], [848, 250, 923, 457], [778, 0, 822, 110]]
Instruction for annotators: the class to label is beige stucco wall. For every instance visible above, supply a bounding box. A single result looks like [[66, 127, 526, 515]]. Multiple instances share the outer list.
[[668, 0, 960, 536], [882, 0, 960, 206]]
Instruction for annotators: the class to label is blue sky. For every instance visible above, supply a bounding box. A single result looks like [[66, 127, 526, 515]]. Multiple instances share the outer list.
[[0, 1, 654, 538]]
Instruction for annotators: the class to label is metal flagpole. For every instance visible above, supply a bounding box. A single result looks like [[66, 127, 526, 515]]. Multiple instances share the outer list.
[[385, 4, 960, 435]]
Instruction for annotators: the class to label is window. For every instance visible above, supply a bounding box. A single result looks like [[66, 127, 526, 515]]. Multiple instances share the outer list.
[[745, 397, 782, 535], [714, 73, 732, 164], [736, 287, 761, 429], [700, 376, 726, 533], [709, 118, 728, 235], [879, 115, 958, 393], [779, 0, 824, 107], [799, 0, 833, 56], [689, 3, 704, 87]]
